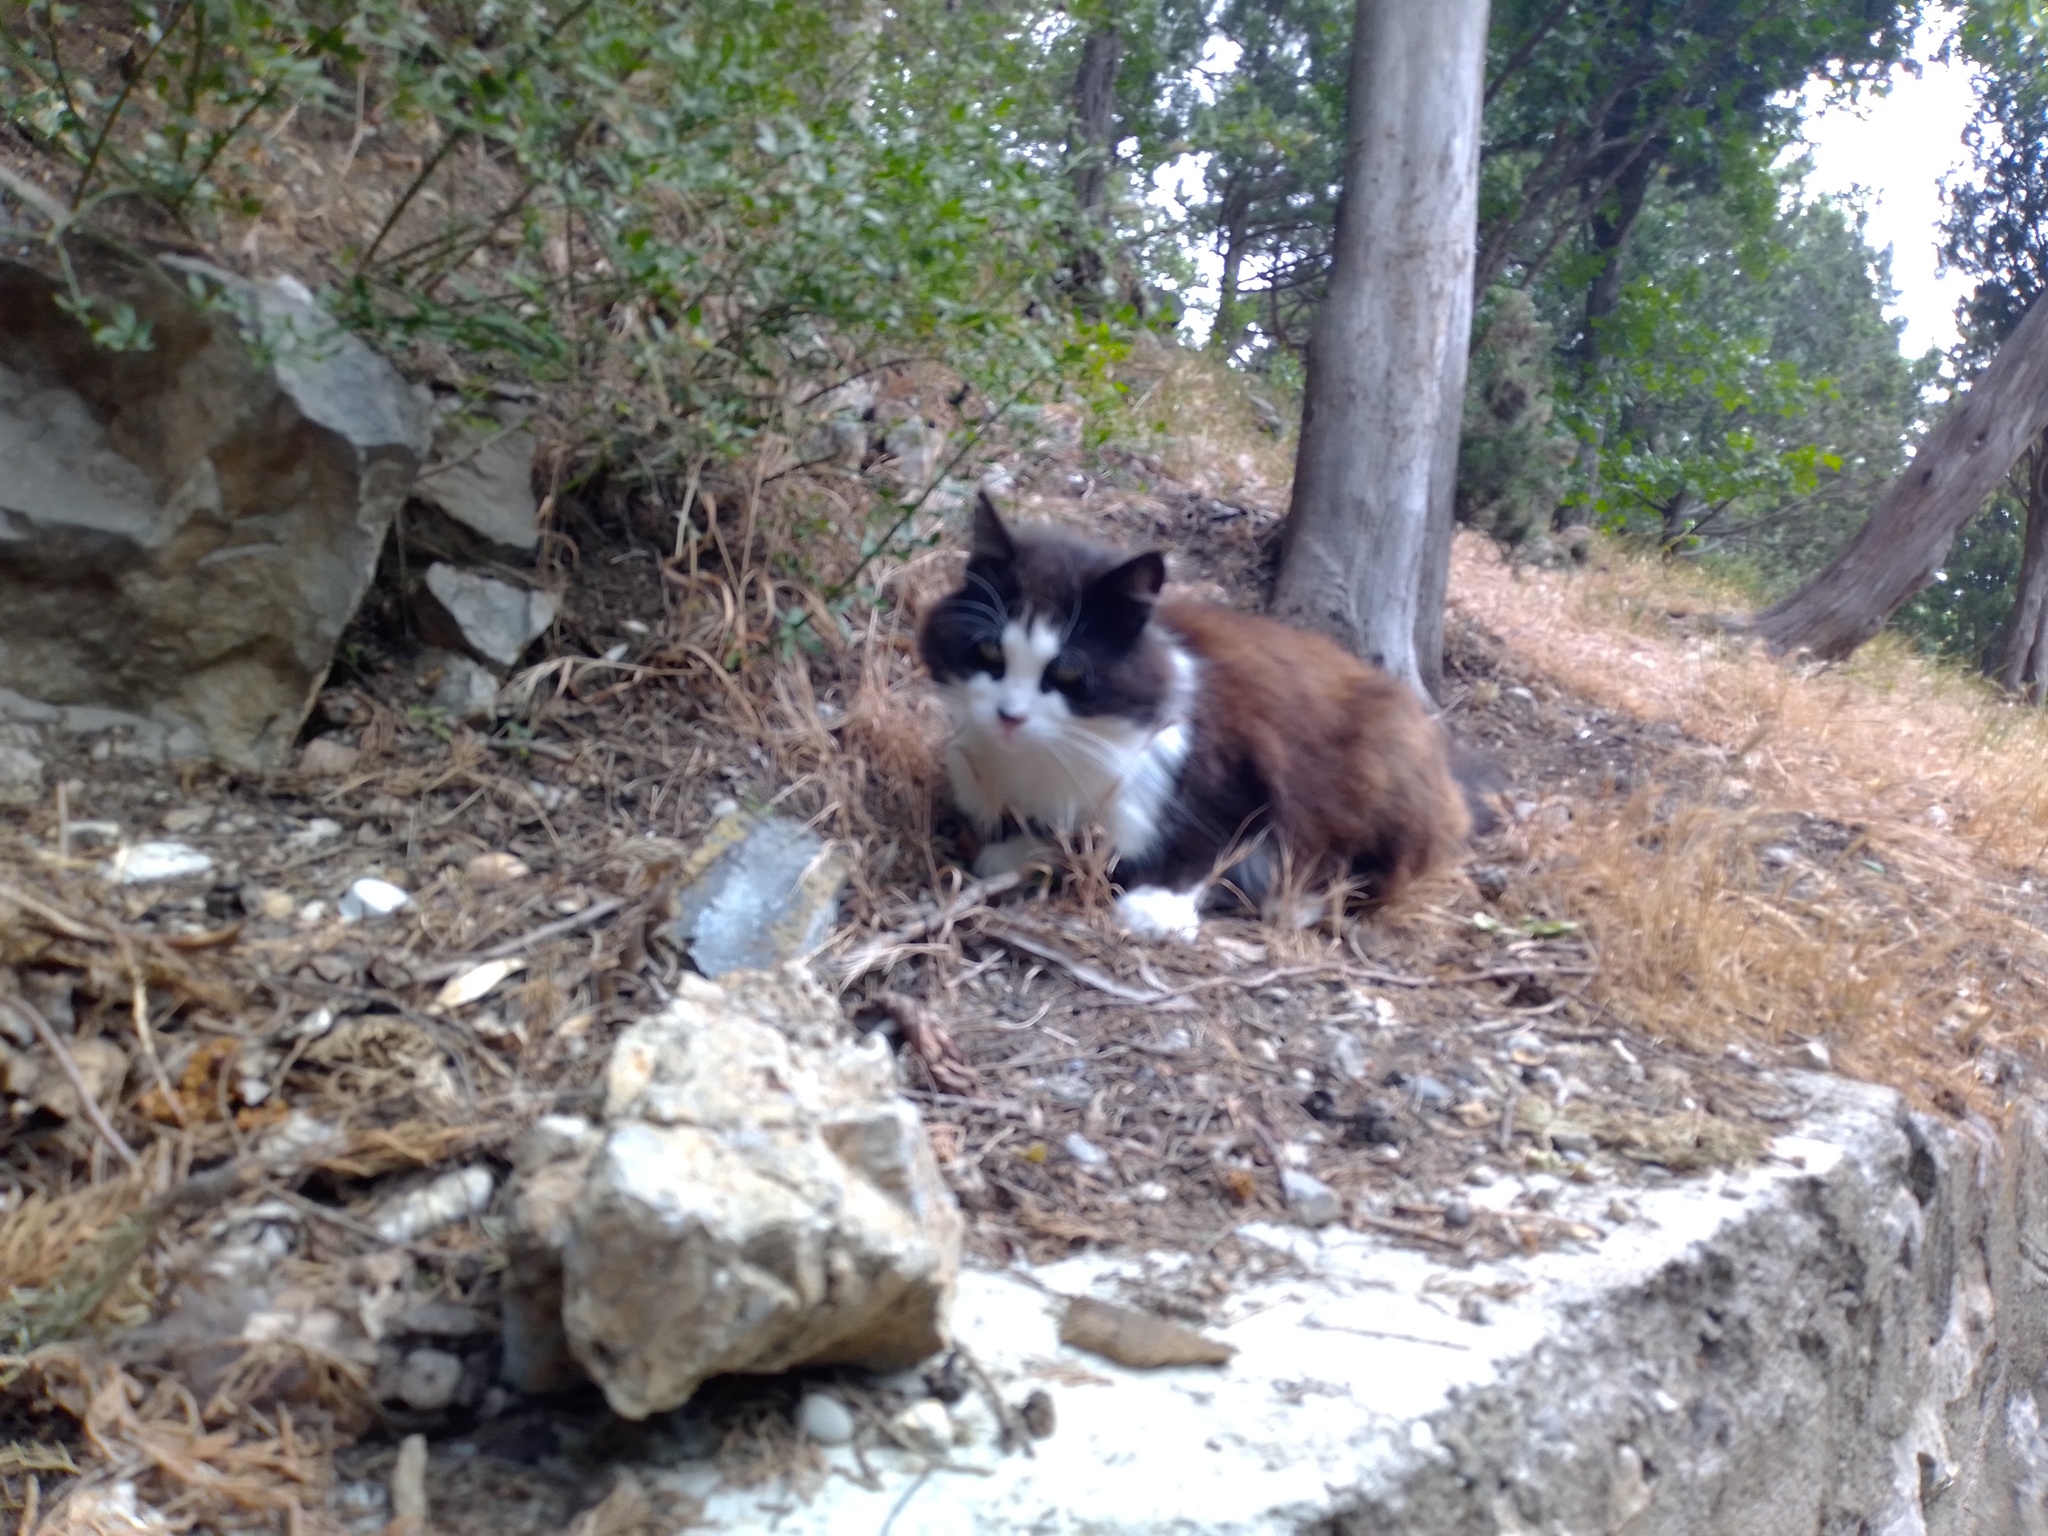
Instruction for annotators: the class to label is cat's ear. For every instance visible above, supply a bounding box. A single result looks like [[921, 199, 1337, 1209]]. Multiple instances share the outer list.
[[970, 492, 1016, 563], [1091, 551, 1166, 608]]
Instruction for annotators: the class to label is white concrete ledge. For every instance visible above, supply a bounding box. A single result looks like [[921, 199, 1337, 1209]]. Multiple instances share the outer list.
[[664, 1075, 2048, 1535]]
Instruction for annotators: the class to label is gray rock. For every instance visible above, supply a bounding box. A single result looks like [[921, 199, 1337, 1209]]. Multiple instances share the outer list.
[[798, 1392, 857, 1446], [664, 813, 850, 977], [416, 398, 539, 551], [1280, 1168, 1342, 1227], [0, 254, 427, 768], [0, 729, 43, 807], [504, 966, 962, 1419], [418, 646, 501, 721], [420, 563, 556, 668], [395, 1348, 465, 1412]]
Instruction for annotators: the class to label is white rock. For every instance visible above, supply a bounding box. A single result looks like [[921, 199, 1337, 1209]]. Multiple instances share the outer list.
[[508, 967, 963, 1418], [374, 1166, 494, 1243], [798, 1392, 857, 1446], [1281, 1169, 1343, 1227], [103, 840, 214, 883], [423, 563, 557, 668], [891, 1398, 954, 1457], [339, 877, 410, 921]]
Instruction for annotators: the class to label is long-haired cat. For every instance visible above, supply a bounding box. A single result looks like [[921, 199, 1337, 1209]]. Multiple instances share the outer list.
[[918, 495, 1472, 940]]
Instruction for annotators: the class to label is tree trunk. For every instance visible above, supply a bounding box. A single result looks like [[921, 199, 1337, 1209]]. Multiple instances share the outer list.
[[1269, 0, 1490, 699], [1069, 24, 1124, 219], [1209, 194, 1250, 359], [1996, 437, 2048, 701], [1754, 292, 2048, 659]]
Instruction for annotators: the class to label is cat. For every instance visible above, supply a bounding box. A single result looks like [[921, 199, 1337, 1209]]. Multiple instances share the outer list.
[[918, 494, 1473, 941]]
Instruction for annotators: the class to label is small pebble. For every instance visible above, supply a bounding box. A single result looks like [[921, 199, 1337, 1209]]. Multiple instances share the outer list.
[[339, 878, 410, 922], [1443, 1197, 1474, 1228], [797, 1392, 856, 1446], [1408, 1075, 1453, 1108], [1328, 1031, 1370, 1083], [465, 851, 532, 887], [104, 841, 214, 884], [1280, 1168, 1342, 1227], [1063, 1133, 1107, 1169], [891, 1399, 953, 1457], [1134, 1181, 1170, 1203], [395, 1348, 464, 1413], [1020, 1389, 1056, 1439]]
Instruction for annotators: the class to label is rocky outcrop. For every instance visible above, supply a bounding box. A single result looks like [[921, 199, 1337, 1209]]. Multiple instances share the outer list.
[[501, 967, 962, 1419], [0, 253, 427, 768]]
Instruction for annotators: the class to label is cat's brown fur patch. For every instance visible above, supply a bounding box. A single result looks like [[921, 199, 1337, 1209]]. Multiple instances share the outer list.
[[1156, 600, 1470, 903]]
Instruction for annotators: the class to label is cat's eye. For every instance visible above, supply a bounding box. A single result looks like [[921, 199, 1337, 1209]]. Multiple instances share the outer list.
[[975, 639, 1004, 670], [1046, 659, 1084, 690]]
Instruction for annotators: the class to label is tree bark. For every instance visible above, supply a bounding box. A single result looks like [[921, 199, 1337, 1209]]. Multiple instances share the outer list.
[[1269, 0, 1490, 699], [1209, 192, 1250, 359], [1755, 292, 2048, 659], [1069, 24, 1124, 219], [1996, 437, 2048, 701]]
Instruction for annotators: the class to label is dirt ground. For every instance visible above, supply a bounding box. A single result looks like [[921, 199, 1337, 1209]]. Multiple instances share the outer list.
[[5, 405, 2041, 1532]]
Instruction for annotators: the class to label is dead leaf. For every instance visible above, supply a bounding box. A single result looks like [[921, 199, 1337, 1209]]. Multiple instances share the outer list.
[[1058, 1296, 1234, 1368]]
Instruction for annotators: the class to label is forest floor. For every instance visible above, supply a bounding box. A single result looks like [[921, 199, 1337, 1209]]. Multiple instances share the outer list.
[[6, 345, 2048, 1534]]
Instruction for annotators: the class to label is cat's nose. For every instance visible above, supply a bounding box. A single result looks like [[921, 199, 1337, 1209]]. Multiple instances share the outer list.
[[997, 707, 1027, 728]]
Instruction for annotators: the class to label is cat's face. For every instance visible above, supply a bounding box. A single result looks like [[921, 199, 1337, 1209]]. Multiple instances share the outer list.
[[920, 496, 1172, 742]]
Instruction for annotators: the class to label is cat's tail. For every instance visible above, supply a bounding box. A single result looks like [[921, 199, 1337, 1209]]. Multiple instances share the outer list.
[[1450, 746, 1506, 838]]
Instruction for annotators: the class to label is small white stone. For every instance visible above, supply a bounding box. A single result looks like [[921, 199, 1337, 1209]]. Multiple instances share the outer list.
[[1800, 1039, 1832, 1069], [891, 1399, 953, 1457], [798, 1392, 856, 1445], [339, 877, 410, 922], [103, 840, 213, 884], [1135, 1181, 1170, 1203], [1063, 1133, 1108, 1169]]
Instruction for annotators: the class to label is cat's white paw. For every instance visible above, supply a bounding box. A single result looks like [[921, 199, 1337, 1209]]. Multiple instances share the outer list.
[[972, 835, 1055, 879], [1116, 885, 1202, 943]]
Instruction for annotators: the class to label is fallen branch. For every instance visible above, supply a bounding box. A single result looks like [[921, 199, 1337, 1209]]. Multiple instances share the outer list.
[[838, 871, 1024, 982], [977, 919, 1170, 1004], [411, 897, 625, 982]]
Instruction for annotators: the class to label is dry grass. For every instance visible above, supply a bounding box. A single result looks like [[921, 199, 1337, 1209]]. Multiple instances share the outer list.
[[1452, 534, 2048, 1112]]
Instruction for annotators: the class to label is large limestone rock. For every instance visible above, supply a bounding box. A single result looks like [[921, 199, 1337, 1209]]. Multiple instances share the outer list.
[[502, 967, 962, 1418], [0, 252, 428, 767]]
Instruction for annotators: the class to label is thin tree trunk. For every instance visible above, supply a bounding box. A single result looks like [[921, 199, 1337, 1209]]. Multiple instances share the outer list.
[[1069, 24, 1124, 219], [1754, 292, 2048, 659], [1210, 196, 1250, 358], [1996, 438, 2048, 700], [1270, 0, 1490, 699]]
